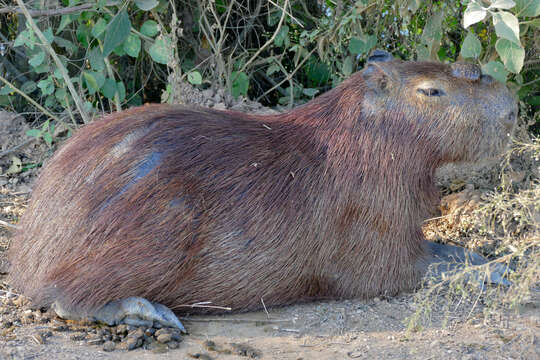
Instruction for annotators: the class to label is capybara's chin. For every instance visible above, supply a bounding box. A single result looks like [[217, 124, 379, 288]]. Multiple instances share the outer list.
[[8, 51, 517, 317]]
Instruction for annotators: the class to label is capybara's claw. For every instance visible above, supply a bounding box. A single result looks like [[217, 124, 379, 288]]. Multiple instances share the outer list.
[[423, 241, 512, 286], [54, 297, 186, 332], [93, 297, 186, 332]]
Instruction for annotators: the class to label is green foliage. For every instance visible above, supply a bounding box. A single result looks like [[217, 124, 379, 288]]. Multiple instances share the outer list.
[[0, 0, 538, 138]]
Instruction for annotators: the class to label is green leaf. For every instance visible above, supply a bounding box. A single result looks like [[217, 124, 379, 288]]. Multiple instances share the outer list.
[[42, 28, 54, 44], [0, 85, 14, 95], [274, 25, 289, 47], [103, 10, 131, 57], [91, 18, 108, 39], [420, 10, 443, 59], [83, 72, 99, 94], [42, 132, 53, 146], [29, 51, 46, 67], [302, 88, 319, 97], [514, 0, 540, 16], [463, 1, 487, 28], [26, 129, 42, 138], [266, 63, 280, 76], [140, 20, 159, 37], [481, 61, 509, 82], [231, 71, 249, 98], [492, 11, 520, 44], [495, 38, 525, 73], [34, 63, 50, 74], [83, 71, 105, 94], [187, 71, 202, 85], [54, 36, 77, 53], [14, 29, 35, 49], [41, 120, 50, 133], [57, 15, 73, 34], [525, 96, 540, 106], [55, 87, 67, 101], [37, 76, 55, 95], [148, 36, 171, 64], [21, 81, 37, 93], [306, 60, 330, 85], [83, 101, 93, 113], [124, 34, 141, 58], [342, 56, 353, 76], [135, 0, 159, 11], [88, 47, 105, 71], [488, 0, 516, 9], [460, 32, 482, 59], [76, 22, 91, 48], [116, 81, 126, 102], [101, 78, 117, 99], [113, 44, 126, 56], [349, 34, 377, 55]]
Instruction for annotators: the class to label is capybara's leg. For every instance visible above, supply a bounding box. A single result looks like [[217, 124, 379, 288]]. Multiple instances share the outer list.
[[53, 297, 186, 332], [422, 241, 511, 286]]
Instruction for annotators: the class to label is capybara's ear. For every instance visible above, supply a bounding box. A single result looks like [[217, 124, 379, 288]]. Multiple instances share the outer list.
[[367, 49, 394, 63], [362, 62, 395, 93], [450, 62, 481, 81]]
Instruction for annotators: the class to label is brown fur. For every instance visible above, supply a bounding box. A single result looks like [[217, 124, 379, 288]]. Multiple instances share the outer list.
[[8, 58, 516, 315]]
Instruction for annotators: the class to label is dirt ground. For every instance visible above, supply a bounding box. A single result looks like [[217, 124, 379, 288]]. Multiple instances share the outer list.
[[0, 110, 538, 360]]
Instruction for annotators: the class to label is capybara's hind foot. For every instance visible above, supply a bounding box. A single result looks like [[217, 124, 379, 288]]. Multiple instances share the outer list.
[[422, 241, 511, 286], [53, 297, 186, 332]]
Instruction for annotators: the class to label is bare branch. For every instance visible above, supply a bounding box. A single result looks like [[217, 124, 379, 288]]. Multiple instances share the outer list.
[[0, 4, 93, 17]]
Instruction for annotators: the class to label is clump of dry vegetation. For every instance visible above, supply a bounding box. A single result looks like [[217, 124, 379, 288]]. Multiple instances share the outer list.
[[409, 122, 539, 331]]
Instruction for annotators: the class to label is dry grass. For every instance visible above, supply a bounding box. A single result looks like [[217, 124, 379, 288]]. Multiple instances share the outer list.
[[408, 134, 539, 332]]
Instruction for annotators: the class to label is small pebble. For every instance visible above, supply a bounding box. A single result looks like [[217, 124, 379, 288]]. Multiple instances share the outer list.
[[31, 333, 46, 344], [1, 320, 13, 328], [189, 353, 214, 360], [126, 336, 142, 351], [168, 340, 180, 349], [103, 341, 116, 352], [157, 333, 172, 343], [51, 325, 69, 332], [154, 328, 169, 337], [116, 324, 128, 335], [70, 333, 86, 341], [87, 338, 105, 346], [39, 330, 52, 338]]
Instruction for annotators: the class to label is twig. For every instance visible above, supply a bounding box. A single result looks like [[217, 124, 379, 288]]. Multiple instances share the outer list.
[[521, 77, 540, 87], [239, 0, 290, 75], [0, 74, 60, 122], [267, 0, 303, 27], [15, 0, 90, 123], [256, 47, 317, 102], [0, 138, 36, 159], [104, 57, 121, 111], [179, 317, 293, 324], [177, 304, 232, 311], [0, 220, 19, 230], [0, 4, 93, 17], [261, 297, 270, 319]]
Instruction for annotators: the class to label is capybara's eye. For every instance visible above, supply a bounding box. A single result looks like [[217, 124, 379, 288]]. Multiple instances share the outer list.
[[417, 88, 446, 97]]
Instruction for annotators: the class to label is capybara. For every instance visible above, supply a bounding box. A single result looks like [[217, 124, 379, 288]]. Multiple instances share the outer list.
[[8, 50, 516, 329]]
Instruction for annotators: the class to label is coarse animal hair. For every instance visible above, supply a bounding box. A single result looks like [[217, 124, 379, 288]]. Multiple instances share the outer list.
[[8, 55, 517, 316]]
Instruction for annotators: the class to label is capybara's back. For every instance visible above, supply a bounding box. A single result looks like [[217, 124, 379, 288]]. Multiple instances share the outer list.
[[8, 52, 516, 319]]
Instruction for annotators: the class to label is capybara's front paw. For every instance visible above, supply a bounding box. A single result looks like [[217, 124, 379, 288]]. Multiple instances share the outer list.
[[53, 297, 186, 332], [421, 241, 511, 286]]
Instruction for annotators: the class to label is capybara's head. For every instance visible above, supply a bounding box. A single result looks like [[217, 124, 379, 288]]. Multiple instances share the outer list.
[[358, 50, 517, 164]]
